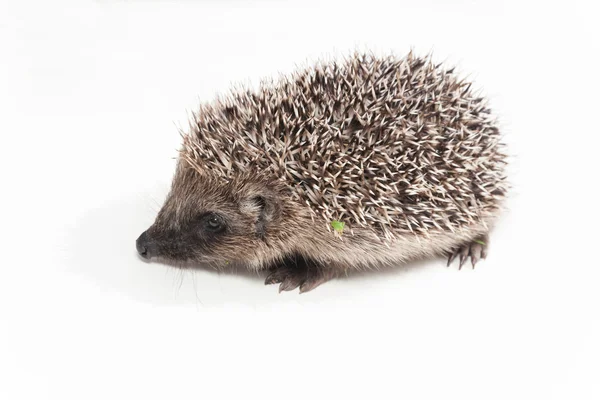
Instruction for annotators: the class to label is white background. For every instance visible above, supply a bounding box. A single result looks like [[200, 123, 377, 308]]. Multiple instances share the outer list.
[[1, 1, 599, 399]]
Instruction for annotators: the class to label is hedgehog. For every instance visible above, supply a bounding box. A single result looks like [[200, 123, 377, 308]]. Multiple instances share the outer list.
[[136, 51, 508, 293]]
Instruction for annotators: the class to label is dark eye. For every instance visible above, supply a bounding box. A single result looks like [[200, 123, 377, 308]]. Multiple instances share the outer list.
[[204, 214, 224, 232]]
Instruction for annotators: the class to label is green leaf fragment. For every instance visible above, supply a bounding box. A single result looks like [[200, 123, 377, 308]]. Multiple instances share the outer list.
[[474, 240, 486, 246], [331, 220, 345, 234]]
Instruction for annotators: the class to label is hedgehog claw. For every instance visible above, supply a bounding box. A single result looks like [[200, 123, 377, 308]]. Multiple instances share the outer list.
[[265, 258, 334, 293], [299, 272, 331, 293], [470, 242, 484, 268], [279, 277, 303, 292], [264, 275, 282, 285], [264, 270, 285, 285], [447, 250, 459, 267], [447, 235, 489, 270], [265, 263, 305, 292]]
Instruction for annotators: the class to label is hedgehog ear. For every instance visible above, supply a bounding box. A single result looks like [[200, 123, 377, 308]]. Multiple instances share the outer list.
[[241, 194, 280, 239]]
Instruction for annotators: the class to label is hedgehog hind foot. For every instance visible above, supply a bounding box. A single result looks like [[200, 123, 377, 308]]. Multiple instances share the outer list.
[[447, 235, 489, 269], [265, 257, 334, 293]]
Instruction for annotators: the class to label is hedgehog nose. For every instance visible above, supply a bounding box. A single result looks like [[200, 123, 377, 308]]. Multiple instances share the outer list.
[[136, 230, 154, 259]]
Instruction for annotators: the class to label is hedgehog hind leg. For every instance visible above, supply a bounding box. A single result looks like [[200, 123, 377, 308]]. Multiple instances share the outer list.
[[447, 234, 489, 269], [264, 255, 335, 293]]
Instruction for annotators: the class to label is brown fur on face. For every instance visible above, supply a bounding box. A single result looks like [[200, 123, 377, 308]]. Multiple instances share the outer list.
[[140, 162, 302, 268]]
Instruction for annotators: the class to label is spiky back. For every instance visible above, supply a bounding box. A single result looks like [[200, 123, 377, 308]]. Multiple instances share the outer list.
[[181, 52, 507, 237]]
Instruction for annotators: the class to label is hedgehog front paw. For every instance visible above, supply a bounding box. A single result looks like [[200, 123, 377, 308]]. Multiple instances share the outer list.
[[265, 257, 333, 293], [447, 235, 488, 269]]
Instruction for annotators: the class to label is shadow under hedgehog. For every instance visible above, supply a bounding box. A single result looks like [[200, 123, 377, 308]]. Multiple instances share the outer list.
[[136, 51, 508, 293]]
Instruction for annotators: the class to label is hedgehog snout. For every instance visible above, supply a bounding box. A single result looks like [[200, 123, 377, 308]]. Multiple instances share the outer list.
[[136, 230, 157, 260]]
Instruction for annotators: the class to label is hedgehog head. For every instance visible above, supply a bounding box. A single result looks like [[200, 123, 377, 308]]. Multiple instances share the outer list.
[[136, 162, 291, 267]]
